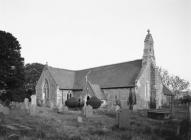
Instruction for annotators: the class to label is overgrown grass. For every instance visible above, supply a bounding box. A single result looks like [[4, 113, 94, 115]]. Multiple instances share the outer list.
[[0, 107, 190, 140]]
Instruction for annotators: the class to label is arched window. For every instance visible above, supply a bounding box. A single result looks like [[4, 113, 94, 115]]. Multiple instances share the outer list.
[[43, 79, 49, 102], [87, 96, 90, 101]]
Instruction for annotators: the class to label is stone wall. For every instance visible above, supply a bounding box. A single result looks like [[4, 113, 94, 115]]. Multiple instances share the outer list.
[[103, 88, 131, 109], [36, 68, 57, 107], [150, 64, 156, 108], [56, 89, 72, 107], [155, 68, 163, 108], [135, 62, 151, 109]]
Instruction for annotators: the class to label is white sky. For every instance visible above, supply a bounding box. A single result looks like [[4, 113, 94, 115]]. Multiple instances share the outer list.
[[0, 0, 191, 83]]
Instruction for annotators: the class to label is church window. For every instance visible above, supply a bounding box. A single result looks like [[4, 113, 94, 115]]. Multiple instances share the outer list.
[[67, 91, 72, 100], [43, 79, 49, 102], [145, 81, 150, 100], [87, 96, 90, 101]]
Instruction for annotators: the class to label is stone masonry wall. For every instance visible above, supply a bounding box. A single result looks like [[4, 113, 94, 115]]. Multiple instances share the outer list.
[[135, 62, 151, 109], [36, 69, 58, 107], [56, 89, 72, 107], [103, 88, 131, 109]]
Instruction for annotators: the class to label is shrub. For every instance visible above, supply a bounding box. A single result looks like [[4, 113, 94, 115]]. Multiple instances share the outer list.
[[86, 96, 102, 109], [65, 97, 84, 108]]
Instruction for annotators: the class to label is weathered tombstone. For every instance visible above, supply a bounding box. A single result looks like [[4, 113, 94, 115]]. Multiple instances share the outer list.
[[24, 98, 29, 110], [84, 105, 93, 117], [118, 109, 131, 128], [30, 95, 36, 115], [0, 104, 10, 115], [77, 116, 83, 123], [31, 95, 36, 106]]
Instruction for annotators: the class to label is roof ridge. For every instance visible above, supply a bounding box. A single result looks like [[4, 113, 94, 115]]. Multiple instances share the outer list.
[[48, 66, 75, 72], [46, 59, 142, 72], [76, 59, 142, 72]]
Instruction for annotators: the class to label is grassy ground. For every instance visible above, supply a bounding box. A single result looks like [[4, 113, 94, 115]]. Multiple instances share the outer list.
[[0, 107, 190, 140]]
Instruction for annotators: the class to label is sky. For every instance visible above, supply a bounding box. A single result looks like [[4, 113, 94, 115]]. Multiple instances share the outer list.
[[0, 0, 191, 83]]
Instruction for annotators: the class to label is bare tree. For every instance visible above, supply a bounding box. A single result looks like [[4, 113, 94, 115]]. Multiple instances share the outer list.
[[158, 67, 190, 93]]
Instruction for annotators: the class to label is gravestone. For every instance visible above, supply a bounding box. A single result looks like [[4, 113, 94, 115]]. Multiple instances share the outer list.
[[0, 104, 10, 115], [30, 95, 36, 115], [31, 95, 36, 106], [84, 105, 93, 117], [117, 109, 131, 128], [24, 98, 29, 110]]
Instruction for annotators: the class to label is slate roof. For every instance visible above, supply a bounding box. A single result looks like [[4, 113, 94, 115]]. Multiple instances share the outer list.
[[46, 59, 143, 89], [74, 59, 142, 89], [47, 66, 75, 89]]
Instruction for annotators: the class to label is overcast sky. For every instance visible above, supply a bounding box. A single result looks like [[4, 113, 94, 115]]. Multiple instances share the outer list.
[[0, 0, 191, 84]]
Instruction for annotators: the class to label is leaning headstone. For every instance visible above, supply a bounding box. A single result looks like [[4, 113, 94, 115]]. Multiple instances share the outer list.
[[0, 104, 10, 115], [84, 105, 93, 117]]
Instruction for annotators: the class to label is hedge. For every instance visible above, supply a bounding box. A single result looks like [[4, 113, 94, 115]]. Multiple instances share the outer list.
[[65, 97, 84, 108], [86, 96, 102, 109]]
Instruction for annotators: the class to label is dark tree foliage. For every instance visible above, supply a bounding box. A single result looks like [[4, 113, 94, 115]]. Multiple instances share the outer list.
[[86, 96, 102, 109], [65, 97, 84, 108], [0, 30, 25, 102], [24, 63, 44, 98]]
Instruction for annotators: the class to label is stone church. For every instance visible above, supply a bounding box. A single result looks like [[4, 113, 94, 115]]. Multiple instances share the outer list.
[[35, 30, 171, 110]]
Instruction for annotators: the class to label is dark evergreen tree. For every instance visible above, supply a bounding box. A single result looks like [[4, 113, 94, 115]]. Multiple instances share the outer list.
[[24, 63, 44, 98], [0, 30, 25, 102]]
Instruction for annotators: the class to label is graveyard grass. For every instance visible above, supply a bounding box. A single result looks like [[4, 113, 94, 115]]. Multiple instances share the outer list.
[[0, 107, 187, 140]]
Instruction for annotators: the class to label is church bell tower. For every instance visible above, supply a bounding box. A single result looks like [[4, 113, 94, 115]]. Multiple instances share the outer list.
[[142, 29, 155, 66]]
